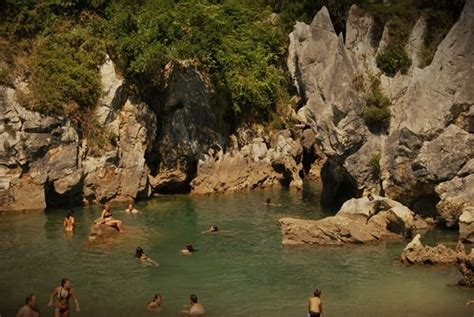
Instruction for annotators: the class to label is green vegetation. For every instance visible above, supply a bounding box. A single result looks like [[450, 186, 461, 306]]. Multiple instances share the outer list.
[[360, 73, 391, 132], [369, 153, 381, 179], [376, 44, 411, 76], [0, 0, 465, 127]]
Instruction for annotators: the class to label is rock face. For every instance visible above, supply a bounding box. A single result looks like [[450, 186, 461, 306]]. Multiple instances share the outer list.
[[279, 196, 414, 245], [88, 223, 119, 241], [288, 2, 474, 237], [0, 56, 156, 210], [191, 129, 304, 194], [149, 61, 226, 194]]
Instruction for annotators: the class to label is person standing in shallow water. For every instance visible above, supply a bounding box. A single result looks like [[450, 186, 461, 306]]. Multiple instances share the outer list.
[[63, 211, 75, 232], [16, 293, 40, 317], [48, 278, 80, 317], [308, 289, 323, 317]]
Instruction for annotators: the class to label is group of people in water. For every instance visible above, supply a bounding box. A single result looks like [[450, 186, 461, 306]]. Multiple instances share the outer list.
[[16, 198, 326, 316], [16, 280, 206, 316]]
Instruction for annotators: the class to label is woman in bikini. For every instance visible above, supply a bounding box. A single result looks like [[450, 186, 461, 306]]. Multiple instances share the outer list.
[[99, 204, 125, 232], [63, 211, 75, 232], [48, 278, 80, 317]]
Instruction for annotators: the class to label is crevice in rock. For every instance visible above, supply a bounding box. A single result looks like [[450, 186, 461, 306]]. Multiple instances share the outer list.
[[302, 146, 318, 178], [320, 159, 360, 212]]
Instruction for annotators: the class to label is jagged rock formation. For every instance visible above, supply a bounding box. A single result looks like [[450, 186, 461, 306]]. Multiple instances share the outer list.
[[288, 2, 474, 238], [401, 234, 474, 286], [0, 56, 156, 210], [279, 195, 414, 245], [0, 56, 313, 211], [191, 128, 305, 194]]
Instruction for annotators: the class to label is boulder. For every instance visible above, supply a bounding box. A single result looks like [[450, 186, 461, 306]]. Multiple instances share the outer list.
[[400, 234, 462, 265], [88, 223, 120, 241], [279, 196, 414, 245]]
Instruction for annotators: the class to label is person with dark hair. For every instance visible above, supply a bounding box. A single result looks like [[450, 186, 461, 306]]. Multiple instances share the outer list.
[[264, 198, 281, 207], [125, 203, 139, 214], [308, 288, 323, 317], [16, 293, 40, 317], [48, 278, 80, 316], [147, 293, 162, 312], [63, 211, 75, 232], [201, 225, 219, 234], [181, 243, 197, 256], [99, 204, 125, 232], [179, 294, 205, 315], [135, 247, 159, 266]]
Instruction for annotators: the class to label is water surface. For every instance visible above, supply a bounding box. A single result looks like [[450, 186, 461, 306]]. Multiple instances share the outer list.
[[0, 183, 472, 316]]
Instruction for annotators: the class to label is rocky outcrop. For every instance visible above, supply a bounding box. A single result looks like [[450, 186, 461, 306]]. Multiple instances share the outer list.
[[279, 196, 414, 245], [0, 56, 157, 210], [88, 223, 119, 241], [400, 234, 463, 265], [288, 2, 474, 237], [149, 61, 226, 194], [191, 129, 304, 194], [401, 234, 474, 286]]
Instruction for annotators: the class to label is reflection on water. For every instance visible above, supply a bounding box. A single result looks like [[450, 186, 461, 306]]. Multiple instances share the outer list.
[[0, 182, 473, 317]]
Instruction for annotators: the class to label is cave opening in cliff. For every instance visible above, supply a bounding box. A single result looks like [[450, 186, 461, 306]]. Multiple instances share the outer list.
[[320, 160, 360, 212], [302, 146, 318, 178], [153, 160, 198, 195], [410, 193, 440, 218], [44, 180, 84, 209]]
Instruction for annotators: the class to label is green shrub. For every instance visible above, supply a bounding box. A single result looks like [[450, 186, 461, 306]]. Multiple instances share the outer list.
[[369, 153, 381, 179], [376, 44, 412, 77], [363, 106, 391, 131], [25, 21, 105, 115]]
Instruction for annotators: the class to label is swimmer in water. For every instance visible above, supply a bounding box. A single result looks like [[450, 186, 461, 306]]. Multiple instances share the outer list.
[[179, 294, 205, 316], [125, 203, 139, 214], [264, 198, 281, 207], [135, 247, 159, 266], [147, 293, 162, 312], [181, 243, 197, 256], [16, 293, 40, 317], [201, 225, 219, 234]]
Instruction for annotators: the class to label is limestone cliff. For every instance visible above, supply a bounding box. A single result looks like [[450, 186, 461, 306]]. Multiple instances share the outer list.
[[288, 1, 473, 237]]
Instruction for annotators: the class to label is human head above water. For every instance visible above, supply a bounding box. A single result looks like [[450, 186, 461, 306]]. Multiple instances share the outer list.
[[66, 210, 73, 218], [136, 247, 144, 257], [154, 293, 161, 301], [25, 293, 38, 306], [61, 278, 71, 288], [103, 204, 110, 211], [210, 225, 218, 232], [128, 203, 134, 209], [314, 289, 321, 297], [266, 198, 271, 204], [190, 294, 198, 303]]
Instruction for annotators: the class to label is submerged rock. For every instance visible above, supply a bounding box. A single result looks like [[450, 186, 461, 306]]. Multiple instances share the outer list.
[[279, 196, 414, 245]]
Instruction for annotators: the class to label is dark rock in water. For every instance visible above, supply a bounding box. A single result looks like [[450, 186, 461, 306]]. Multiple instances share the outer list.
[[279, 196, 414, 245]]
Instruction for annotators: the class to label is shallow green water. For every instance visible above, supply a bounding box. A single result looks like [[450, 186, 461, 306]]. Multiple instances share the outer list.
[[0, 183, 473, 317]]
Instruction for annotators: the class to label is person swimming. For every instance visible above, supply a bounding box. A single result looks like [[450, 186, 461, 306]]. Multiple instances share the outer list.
[[63, 211, 75, 232], [201, 225, 219, 234], [181, 243, 197, 256], [179, 294, 205, 316], [48, 278, 80, 317], [308, 288, 323, 317], [264, 198, 281, 207], [99, 204, 125, 232], [125, 203, 139, 214], [135, 247, 159, 266], [147, 293, 162, 312]]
